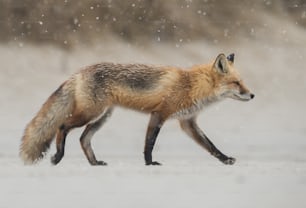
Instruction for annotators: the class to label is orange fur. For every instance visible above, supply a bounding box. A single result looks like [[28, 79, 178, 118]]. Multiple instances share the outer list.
[[20, 53, 254, 165]]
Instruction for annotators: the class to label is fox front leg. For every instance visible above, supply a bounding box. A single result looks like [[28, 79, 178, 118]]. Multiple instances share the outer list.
[[144, 112, 165, 165], [180, 118, 236, 165]]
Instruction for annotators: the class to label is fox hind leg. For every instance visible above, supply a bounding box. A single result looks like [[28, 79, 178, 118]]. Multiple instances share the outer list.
[[51, 113, 94, 165], [51, 125, 70, 165], [80, 107, 113, 166]]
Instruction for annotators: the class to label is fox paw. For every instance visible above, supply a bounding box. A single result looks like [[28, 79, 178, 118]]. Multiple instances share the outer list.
[[146, 161, 162, 166], [51, 154, 62, 165], [97, 161, 108, 166], [92, 161, 108, 166], [222, 157, 236, 165]]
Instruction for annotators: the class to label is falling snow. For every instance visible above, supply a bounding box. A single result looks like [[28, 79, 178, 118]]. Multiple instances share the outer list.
[[0, 1, 306, 208]]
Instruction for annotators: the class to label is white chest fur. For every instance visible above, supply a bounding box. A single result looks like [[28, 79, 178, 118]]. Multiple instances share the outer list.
[[171, 96, 221, 120]]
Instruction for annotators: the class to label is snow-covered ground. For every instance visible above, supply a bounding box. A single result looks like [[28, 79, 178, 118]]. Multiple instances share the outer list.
[[1, 23, 306, 207]]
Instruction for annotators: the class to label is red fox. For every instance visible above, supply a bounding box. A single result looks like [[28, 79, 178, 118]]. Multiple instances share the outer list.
[[20, 53, 254, 166]]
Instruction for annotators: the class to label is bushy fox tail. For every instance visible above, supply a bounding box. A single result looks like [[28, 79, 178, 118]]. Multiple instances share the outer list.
[[20, 81, 75, 164]]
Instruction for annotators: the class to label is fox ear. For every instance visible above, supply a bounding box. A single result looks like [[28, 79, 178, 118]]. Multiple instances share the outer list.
[[214, 53, 228, 74], [227, 53, 235, 64]]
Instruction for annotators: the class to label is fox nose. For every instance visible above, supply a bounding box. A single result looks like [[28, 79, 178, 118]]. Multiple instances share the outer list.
[[250, 93, 255, 99]]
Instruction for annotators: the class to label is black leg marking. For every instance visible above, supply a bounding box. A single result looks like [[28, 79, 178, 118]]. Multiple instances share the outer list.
[[80, 108, 113, 166], [180, 118, 236, 165], [51, 126, 69, 165], [144, 112, 164, 166]]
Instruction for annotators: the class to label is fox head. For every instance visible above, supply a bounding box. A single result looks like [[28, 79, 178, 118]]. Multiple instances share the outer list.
[[212, 53, 255, 101]]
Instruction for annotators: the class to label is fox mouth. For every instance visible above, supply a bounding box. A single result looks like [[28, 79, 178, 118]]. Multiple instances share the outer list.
[[233, 93, 254, 101]]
